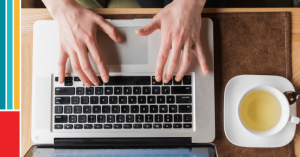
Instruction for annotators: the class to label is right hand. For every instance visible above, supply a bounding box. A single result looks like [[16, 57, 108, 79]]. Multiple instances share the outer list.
[[42, 0, 122, 87]]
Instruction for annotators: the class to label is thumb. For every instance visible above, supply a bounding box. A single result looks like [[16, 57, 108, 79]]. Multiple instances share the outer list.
[[135, 18, 160, 36]]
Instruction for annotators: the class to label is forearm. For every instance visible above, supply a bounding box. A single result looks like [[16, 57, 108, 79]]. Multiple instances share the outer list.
[[42, 0, 80, 18]]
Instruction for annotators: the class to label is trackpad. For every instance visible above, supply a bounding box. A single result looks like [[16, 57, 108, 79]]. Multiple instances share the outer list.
[[97, 26, 148, 65]]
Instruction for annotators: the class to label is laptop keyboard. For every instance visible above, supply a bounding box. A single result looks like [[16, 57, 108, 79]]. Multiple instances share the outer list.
[[53, 75, 193, 130]]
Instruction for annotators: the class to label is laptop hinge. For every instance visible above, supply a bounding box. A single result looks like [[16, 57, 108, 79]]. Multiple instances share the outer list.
[[54, 138, 192, 147]]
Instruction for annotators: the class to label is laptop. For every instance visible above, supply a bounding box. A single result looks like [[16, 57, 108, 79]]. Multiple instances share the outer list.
[[30, 18, 215, 149]]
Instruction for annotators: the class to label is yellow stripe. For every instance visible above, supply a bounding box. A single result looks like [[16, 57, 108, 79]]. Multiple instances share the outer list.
[[14, 0, 20, 110]]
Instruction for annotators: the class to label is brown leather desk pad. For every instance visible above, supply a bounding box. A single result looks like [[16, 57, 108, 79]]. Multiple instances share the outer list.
[[101, 12, 293, 157]]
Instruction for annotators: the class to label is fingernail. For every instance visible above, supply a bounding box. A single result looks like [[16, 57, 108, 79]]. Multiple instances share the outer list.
[[59, 78, 63, 84], [175, 77, 180, 82], [103, 76, 108, 83], [84, 83, 90, 87], [163, 79, 169, 84], [156, 75, 161, 82], [93, 82, 99, 86], [205, 69, 209, 74], [118, 36, 122, 42]]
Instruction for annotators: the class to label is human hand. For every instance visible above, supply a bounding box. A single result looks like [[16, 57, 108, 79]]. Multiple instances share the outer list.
[[135, 0, 208, 83], [42, 0, 122, 87]]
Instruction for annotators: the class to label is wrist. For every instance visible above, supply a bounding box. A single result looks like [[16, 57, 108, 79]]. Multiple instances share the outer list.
[[42, 0, 79, 19]]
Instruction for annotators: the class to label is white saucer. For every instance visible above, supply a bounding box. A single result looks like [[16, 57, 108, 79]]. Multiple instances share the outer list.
[[224, 75, 297, 147]]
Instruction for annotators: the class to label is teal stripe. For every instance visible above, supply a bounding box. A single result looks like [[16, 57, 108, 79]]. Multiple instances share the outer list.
[[7, 0, 12, 109], [1, 0, 6, 109]]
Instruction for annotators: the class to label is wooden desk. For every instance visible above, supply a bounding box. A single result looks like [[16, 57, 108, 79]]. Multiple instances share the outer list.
[[21, 8, 300, 156]]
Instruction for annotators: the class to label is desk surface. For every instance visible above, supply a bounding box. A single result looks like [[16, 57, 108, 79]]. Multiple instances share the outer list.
[[21, 8, 300, 156]]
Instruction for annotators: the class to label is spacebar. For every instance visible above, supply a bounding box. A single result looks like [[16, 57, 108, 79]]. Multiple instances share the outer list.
[[105, 76, 151, 85]]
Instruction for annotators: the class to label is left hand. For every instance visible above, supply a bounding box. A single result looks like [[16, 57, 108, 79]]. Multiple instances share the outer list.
[[135, 0, 208, 83]]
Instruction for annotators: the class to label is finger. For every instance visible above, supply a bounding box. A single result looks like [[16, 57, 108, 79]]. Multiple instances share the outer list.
[[58, 52, 69, 84], [194, 39, 209, 74], [155, 34, 171, 82], [163, 39, 183, 83], [86, 35, 109, 83], [76, 45, 100, 86], [69, 53, 91, 87], [135, 18, 160, 36], [175, 39, 191, 81], [95, 16, 122, 43]]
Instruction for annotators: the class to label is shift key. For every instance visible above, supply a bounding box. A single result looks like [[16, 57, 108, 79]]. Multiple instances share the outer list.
[[55, 97, 70, 104], [176, 96, 192, 103], [171, 86, 191, 94]]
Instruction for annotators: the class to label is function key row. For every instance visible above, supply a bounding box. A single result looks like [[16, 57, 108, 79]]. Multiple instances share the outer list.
[[55, 95, 191, 104], [54, 123, 192, 129], [55, 105, 192, 114]]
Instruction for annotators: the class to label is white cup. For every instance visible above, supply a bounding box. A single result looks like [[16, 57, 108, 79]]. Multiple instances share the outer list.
[[238, 86, 300, 136]]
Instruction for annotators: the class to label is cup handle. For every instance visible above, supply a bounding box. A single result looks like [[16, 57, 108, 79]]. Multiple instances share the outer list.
[[289, 116, 300, 124]]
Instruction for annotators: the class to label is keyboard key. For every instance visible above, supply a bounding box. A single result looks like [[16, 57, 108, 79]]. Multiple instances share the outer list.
[[71, 96, 80, 104], [83, 106, 91, 113], [126, 115, 134, 123], [64, 81, 73, 86], [74, 124, 83, 129], [184, 114, 192, 122], [116, 115, 125, 123], [93, 106, 101, 113], [88, 115, 96, 123], [90, 96, 98, 104], [55, 77, 58, 82], [95, 87, 103, 95], [140, 105, 148, 113], [138, 96, 146, 104], [143, 87, 151, 94], [114, 124, 122, 129], [74, 77, 80, 81], [128, 96, 136, 104], [55, 115, 67, 123], [65, 77, 72, 81], [112, 106, 120, 113], [171, 86, 191, 94], [150, 105, 158, 113], [121, 105, 129, 113], [131, 105, 139, 113], [107, 115, 115, 123], [152, 76, 162, 85], [164, 114, 172, 122], [162, 87, 170, 94], [94, 124, 102, 129], [173, 76, 182, 85], [143, 124, 152, 129], [100, 96, 108, 104], [174, 114, 182, 122], [54, 124, 63, 129], [133, 124, 142, 129], [84, 124, 93, 129], [167, 96, 175, 103], [105, 87, 113, 95], [124, 124, 132, 129], [86, 87, 94, 95], [153, 124, 162, 128], [97, 77, 103, 85], [183, 75, 191, 85], [183, 124, 192, 128], [64, 106, 72, 113], [163, 124, 172, 128], [64, 124, 73, 129], [69, 115, 77, 123], [145, 115, 153, 122], [55, 97, 70, 104], [119, 96, 127, 104], [159, 105, 168, 113], [81, 96, 89, 104], [102, 106, 110, 113], [104, 124, 112, 129], [76, 87, 84, 95], [147, 96, 155, 104], [74, 106, 82, 113], [133, 87, 141, 94], [136, 115, 144, 122], [169, 105, 177, 113], [176, 96, 192, 103], [179, 105, 192, 113], [157, 96, 165, 104], [152, 87, 160, 94], [124, 87, 132, 94], [97, 115, 105, 123], [173, 124, 182, 128], [55, 106, 63, 114], [155, 114, 163, 122], [109, 96, 118, 104], [105, 76, 151, 85], [114, 87, 122, 95], [78, 115, 86, 123], [55, 87, 75, 95]]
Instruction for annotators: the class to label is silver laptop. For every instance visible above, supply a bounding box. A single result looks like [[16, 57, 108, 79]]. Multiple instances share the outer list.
[[31, 18, 215, 144]]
